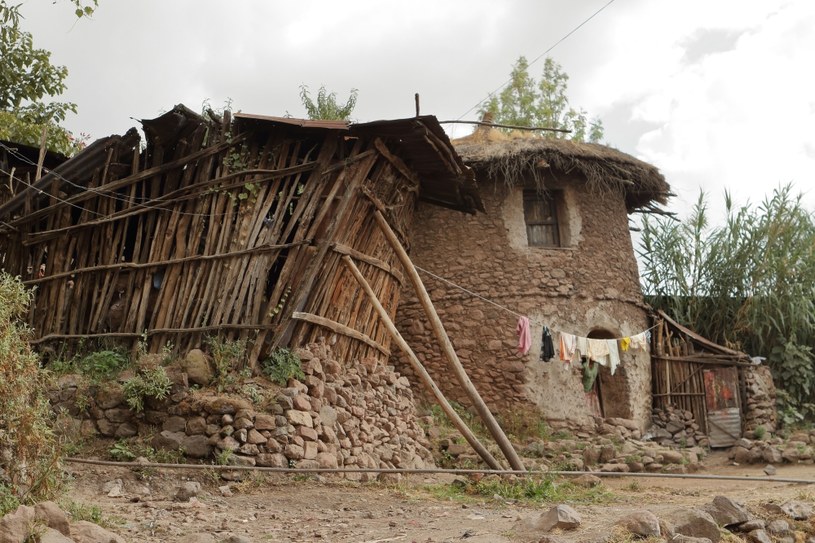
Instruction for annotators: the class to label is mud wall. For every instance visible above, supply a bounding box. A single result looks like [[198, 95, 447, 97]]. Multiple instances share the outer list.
[[396, 177, 652, 429]]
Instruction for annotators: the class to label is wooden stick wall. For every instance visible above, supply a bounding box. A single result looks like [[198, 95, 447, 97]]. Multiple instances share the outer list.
[[1, 111, 418, 368]]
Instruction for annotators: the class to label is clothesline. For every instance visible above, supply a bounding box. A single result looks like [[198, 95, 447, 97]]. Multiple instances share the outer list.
[[415, 265, 659, 340]]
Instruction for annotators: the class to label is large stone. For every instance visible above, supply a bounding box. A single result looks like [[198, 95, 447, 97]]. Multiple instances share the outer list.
[[660, 450, 685, 464], [182, 435, 212, 458], [69, 520, 126, 543], [152, 430, 185, 451], [762, 447, 782, 464], [748, 529, 773, 543], [286, 409, 313, 428], [163, 415, 187, 432], [780, 500, 813, 520], [184, 349, 213, 386], [254, 413, 276, 430], [39, 527, 73, 543], [95, 383, 125, 409], [256, 453, 287, 467], [0, 505, 35, 543], [316, 452, 339, 469], [35, 501, 70, 535], [703, 496, 750, 527], [767, 519, 790, 535], [617, 511, 661, 537], [174, 481, 201, 501], [665, 509, 721, 543], [535, 504, 582, 532], [319, 405, 338, 427]]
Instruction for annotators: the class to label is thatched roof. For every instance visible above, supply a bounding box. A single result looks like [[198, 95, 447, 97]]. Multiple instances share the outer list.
[[453, 127, 670, 212]]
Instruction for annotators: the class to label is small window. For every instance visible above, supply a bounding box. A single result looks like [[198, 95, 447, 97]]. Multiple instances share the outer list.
[[523, 189, 561, 247]]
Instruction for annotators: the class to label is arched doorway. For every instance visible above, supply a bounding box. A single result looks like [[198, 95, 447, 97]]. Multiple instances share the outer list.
[[587, 328, 632, 419]]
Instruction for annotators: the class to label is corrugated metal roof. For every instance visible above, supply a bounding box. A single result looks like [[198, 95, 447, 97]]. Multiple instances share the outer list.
[[234, 112, 350, 131]]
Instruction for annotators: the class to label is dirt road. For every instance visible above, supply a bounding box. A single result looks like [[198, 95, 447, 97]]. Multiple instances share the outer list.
[[63, 453, 815, 543]]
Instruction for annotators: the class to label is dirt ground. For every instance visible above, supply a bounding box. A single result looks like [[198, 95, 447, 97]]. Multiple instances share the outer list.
[[60, 452, 815, 543]]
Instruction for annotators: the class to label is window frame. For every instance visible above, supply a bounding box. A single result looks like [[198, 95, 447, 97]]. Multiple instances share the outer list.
[[522, 189, 562, 248]]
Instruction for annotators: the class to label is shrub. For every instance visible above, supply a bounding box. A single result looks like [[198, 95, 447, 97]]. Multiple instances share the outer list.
[[261, 348, 304, 386], [0, 273, 62, 511], [123, 366, 172, 412], [205, 335, 247, 391]]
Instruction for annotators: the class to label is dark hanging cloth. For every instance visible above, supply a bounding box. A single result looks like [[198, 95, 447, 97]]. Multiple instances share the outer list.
[[540, 326, 555, 362]]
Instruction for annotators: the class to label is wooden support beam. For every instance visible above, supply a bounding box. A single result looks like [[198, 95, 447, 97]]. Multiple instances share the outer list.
[[341, 255, 502, 470], [371, 208, 526, 471], [291, 311, 390, 357]]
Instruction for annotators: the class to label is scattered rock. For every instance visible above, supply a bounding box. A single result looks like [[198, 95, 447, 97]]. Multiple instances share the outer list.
[[0, 505, 35, 543], [664, 509, 721, 543], [103, 479, 124, 498], [535, 504, 582, 532], [763, 464, 777, 476], [616, 510, 661, 537], [572, 474, 602, 488], [767, 519, 791, 535], [703, 495, 750, 527], [780, 500, 813, 520], [34, 501, 71, 536], [70, 520, 126, 543], [38, 528, 74, 543], [747, 529, 773, 543], [175, 481, 202, 501], [738, 520, 766, 532], [178, 535, 217, 543]]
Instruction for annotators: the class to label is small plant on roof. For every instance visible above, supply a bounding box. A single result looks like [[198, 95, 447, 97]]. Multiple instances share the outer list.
[[298, 84, 358, 121]]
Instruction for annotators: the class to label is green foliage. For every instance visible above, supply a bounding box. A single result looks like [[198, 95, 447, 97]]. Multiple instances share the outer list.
[[0, 272, 63, 505], [261, 348, 304, 386], [205, 335, 247, 392], [51, 349, 129, 382], [481, 56, 604, 142], [428, 475, 613, 505], [215, 448, 233, 466], [299, 84, 358, 120], [0, 1, 96, 155], [122, 365, 172, 412], [109, 440, 137, 462], [62, 500, 104, 525], [640, 184, 815, 417], [753, 425, 766, 439]]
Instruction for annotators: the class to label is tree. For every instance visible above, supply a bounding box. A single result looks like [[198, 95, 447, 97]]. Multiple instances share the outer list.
[[0, 0, 96, 155], [639, 185, 815, 422], [299, 84, 358, 121], [482, 56, 604, 143]]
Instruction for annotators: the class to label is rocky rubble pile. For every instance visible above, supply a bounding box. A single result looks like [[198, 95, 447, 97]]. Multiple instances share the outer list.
[[436, 415, 706, 473], [729, 431, 815, 465], [519, 494, 815, 543], [50, 342, 434, 475], [650, 405, 710, 448], [0, 501, 124, 543]]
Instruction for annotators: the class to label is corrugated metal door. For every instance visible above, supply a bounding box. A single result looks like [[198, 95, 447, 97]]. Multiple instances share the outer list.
[[703, 366, 742, 447]]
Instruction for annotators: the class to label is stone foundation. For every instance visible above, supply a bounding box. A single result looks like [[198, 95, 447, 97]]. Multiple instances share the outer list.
[[742, 364, 777, 435], [50, 342, 434, 475]]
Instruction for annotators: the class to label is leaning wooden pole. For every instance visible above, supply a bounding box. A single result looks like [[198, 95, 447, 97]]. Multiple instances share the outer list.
[[372, 210, 526, 471], [341, 255, 503, 470]]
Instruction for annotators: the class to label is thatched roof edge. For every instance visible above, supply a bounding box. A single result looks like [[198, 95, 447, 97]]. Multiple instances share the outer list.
[[453, 135, 670, 211]]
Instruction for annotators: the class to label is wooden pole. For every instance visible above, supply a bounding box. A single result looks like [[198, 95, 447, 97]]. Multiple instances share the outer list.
[[372, 209, 526, 471], [35, 124, 48, 182], [341, 255, 503, 470]]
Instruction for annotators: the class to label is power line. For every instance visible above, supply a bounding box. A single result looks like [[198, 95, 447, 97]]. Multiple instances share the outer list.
[[456, 0, 618, 122], [0, 142, 258, 221]]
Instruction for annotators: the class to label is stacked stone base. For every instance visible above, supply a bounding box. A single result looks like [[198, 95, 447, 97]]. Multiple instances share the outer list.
[[50, 342, 434, 476], [650, 406, 710, 449]]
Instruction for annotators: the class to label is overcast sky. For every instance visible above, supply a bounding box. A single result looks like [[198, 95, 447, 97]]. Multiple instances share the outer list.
[[21, 0, 815, 223]]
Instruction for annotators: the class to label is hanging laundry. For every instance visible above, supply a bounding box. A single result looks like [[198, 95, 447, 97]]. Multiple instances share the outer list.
[[587, 338, 610, 360], [575, 336, 588, 359], [540, 326, 555, 362], [606, 339, 620, 375], [581, 357, 599, 392], [559, 332, 576, 362], [629, 331, 649, 352], [516, 316, 532, 355], [619, 337, 631, 352]]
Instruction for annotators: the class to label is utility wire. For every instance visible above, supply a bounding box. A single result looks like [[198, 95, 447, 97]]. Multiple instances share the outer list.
[[456, 0, 618, 122], [0, 142, 266, 221]]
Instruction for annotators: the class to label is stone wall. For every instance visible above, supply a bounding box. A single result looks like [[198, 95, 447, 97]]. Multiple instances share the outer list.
[[50, 342, 434, 475], [742, 364, 777, 435], [396, 176, 652, 429]]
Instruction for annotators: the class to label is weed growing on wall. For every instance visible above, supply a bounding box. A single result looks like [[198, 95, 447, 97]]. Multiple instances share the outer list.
[[205, 335, 247, 392], [122, 365, 172, 413], [261, 348, 304, 386]]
